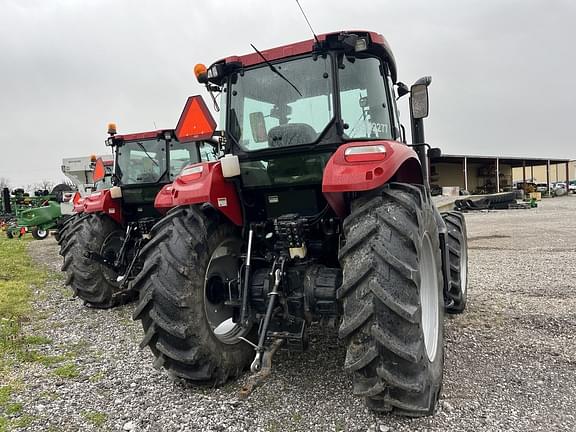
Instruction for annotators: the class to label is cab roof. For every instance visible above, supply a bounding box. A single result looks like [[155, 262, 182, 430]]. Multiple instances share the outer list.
[[219, 30, 397, 82], [114, 129, 172, 142]]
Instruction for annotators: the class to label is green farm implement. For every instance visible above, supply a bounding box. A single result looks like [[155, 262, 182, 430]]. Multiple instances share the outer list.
[[2, 186, 73, 240]]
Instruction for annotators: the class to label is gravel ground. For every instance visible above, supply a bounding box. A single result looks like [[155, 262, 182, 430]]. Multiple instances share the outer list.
[[6, 195, 576, 431]]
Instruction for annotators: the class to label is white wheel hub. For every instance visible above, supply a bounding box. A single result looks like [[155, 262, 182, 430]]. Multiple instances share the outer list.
[[419, 233, 440, 362]]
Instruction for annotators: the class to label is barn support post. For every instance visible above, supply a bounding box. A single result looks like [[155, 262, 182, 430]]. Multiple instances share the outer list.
[[547, 160, 551, 196], [496, 158, 500, 193], [463, 157, 468, 192]]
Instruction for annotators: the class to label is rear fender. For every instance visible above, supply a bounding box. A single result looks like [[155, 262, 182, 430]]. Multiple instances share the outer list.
[[171, 161, 242, 226], [154, 184, 174, 215], [322, 140, 423, 217], [72, 192, 85, 214], [82, 189, 122, 224], [73, 200, 85, 213]]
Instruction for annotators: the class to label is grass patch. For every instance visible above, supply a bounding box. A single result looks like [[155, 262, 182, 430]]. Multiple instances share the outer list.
[[0, 237, 51, 370], [0, 237, 49, 318], [17, 351, 67, 366], [0, 386, 14, 407], [0, 236, 54, 429], [0, 384, 28, 432], [334, 419, 346, 432], [65, 340, 89, 357], [10, 414, 35, 428], [4, 402, 22, 415], [291, 412, 302, 423], [89, 371, 105, 383], [22, 335, 53, 345], [83, 411, 107, 427], [52, 363, 79, 379]]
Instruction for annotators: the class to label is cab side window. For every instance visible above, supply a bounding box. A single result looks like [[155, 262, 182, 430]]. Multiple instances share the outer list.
[[199, 142, 217, 162]]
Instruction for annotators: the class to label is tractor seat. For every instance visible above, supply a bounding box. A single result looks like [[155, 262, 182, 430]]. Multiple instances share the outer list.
[[268, 123, 317, 147]]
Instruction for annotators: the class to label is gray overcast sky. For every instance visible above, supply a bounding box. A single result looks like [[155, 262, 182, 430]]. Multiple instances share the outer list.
[[0, 0, 574, 188]]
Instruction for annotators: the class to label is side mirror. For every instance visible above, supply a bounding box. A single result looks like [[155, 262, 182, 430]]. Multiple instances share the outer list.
[[428, 147, 441, 159], [410, 84, 429, 119], [249, 112, 268, 143]]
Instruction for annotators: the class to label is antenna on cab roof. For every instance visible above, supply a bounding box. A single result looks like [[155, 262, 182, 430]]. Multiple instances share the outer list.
[[295, 0, 320, 45]]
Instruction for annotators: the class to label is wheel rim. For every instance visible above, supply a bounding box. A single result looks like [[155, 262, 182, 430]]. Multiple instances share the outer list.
[[36, 229, 47, 238], [100, 232, 123, 287], [204, 238, 251, 345], [460, 234, 468, 297], [419, 232, 440, 362]]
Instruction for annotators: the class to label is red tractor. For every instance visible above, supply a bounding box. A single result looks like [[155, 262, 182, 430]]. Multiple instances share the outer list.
[[132, 31, 468, 415], [59, 126, 215, 308]]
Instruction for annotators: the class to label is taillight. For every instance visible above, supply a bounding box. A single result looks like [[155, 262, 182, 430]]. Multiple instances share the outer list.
[[179, 165, 204, 181], [344, 145, 387, 163]]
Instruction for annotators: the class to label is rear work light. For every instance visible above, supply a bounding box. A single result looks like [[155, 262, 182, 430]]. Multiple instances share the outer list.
[[107, 122, 117, 135], [179, 165, 204, 181], [344, 145, 387, 163], [194, 63, 208, 83]]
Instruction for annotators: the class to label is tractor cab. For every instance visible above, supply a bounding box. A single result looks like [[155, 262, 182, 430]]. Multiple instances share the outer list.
[[58, 124, 216, 308], [104, 126, 216, 221], [194, 31, 407, 223]]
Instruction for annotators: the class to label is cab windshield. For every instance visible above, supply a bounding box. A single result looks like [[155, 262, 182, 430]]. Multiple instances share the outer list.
[[117, 139, 165, 184], [116, 139, 201, 185], [229, 55, 334, 151]]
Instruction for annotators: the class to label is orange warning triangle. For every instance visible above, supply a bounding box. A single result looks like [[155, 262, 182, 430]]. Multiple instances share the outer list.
[[175, 95, 217, 142], [93, 158, 106, 182]]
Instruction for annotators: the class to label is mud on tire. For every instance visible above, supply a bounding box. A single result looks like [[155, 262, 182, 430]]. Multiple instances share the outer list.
[[61, 213, 123, 308], [441, 211, 468, 314], [132, 206, 253, 385], [338, 183, 445, 416]]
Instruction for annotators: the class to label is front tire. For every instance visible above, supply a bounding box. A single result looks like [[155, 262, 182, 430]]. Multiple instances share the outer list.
[[132, 206, 253, 385], [338, 183, 445, 416], [61, 213, 123, 308]]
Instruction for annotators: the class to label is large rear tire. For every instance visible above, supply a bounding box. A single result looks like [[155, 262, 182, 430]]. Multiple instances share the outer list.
[[57, 213, 88, 256], [53, 214, 73, 243], [441, 212, 468, 314], [338, 183, 444, 416], [61, 213, 123, 308], [132, 206, 253, 385]]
